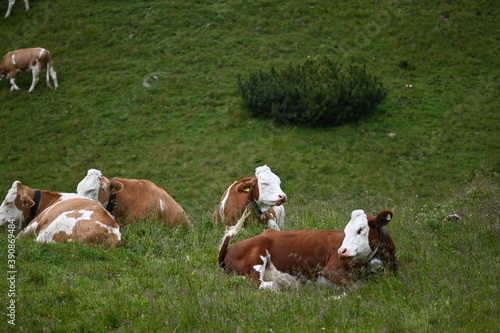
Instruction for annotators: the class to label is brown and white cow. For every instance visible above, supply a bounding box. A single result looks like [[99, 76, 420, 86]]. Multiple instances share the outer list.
[[0, 181, 121, 248], [218, 209, 398, 290], [5, 0, 29, 18], [77, 169, 189, 228], [0, 47, 58, 93], [213, 165, 287, 230]]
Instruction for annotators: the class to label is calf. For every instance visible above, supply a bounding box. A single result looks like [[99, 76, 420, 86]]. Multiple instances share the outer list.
[[77, 169, 189, 228], [0, 181, 121, 248], [5, 0, 29, 18], [0, 47, 58, 93], [213, 165, 287, 230], [218, 209, 398, 290]]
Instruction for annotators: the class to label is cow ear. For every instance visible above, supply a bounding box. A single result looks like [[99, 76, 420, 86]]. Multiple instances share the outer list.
[[236, 180, 256, 193], [109, 181, 123, 194], [20, 193, 35, 208], [375, 210, 393, 227]]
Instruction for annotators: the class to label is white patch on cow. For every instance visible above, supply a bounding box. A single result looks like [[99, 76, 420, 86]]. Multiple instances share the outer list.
[[77, 169, 103, 202], [35, 209, 94, 243], [159, 199, 165, 214], [95, 221, 121, 241], [0, 181, 25, 229], [18, 221, 38, 238], [338, 210, 372, 260], [218, 181, 236, 222], [255, 165, 286, 212]]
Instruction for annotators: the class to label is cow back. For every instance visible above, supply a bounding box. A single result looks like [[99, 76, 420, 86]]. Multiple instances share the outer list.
[[19, 197, 120, 248], [112, 178, 189, 228]]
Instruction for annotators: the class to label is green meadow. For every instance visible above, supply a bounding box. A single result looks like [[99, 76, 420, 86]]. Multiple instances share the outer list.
[[0, 0, 498, 332]]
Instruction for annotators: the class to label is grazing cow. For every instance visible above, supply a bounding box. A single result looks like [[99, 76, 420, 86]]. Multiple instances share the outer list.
[[5, 0, 29, 18], [0, 181, 121, 248], [218, 209, 398, 290], [0, 47, 58, 93], [77, 169, 189, 228], [213, 165, 287, 230]]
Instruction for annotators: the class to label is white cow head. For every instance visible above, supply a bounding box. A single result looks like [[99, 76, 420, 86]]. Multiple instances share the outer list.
[[338, 209, 393, 261], [0, 181, 33, 229], [253, 165, 287, 212], [77, 169, 123, 207]]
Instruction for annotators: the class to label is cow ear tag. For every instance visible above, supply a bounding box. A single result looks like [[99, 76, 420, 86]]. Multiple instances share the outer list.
[[243, 187, 250, 192]]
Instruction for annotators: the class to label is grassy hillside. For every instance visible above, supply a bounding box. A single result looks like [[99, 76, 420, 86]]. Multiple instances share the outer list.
[[0, 0, 499, 332]]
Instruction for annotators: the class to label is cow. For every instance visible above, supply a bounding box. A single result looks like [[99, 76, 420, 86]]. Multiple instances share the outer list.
[[5, 0, 29, 18], [0, 181, 121, 248], [218, 209, 398, 291], [77, 169, 189, 229], [213, 165, 287, 230], [0, 47, 58, 93]]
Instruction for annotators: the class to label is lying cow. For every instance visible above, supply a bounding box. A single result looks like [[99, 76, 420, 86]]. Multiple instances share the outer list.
[[213, 165, 287, 230], [0, 47, 58, 93], [218, 209, 398, 290], [5, 0, 29, 18], [0, 181, 121, 248], [77, 169, 189, 228]]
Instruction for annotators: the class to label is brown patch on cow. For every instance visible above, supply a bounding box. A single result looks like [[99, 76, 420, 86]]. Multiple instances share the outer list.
[[101, 177, 189, 229]]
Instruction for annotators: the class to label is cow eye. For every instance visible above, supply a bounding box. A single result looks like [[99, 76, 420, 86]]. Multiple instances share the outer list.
[[261, 182, 269, 187], [357, 227, 365, 235]]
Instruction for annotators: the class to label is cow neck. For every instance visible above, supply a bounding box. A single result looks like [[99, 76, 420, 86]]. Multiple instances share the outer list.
[[365, 226, 388, 262], [27, 190, 42, 223], [250, 192, 263, 218], [106, 178, 117, 215]]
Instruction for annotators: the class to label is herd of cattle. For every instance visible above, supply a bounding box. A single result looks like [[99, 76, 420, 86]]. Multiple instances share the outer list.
[[2, 3, 398, 291], [0, 165, 398, 290]]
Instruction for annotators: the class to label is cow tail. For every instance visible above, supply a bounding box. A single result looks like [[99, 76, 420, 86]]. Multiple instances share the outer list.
[[218, 207, 251, 268]]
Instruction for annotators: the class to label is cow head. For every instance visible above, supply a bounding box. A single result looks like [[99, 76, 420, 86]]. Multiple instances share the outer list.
[[338, 209, 393, 261], [0, 181, 34, 229], [236, 165, 287, 213], [77, 169, 123, 207]]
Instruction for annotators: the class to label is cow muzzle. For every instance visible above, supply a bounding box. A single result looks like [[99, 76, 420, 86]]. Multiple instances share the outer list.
[[276, 193, 287, 204], [337, 247, 352, 261]]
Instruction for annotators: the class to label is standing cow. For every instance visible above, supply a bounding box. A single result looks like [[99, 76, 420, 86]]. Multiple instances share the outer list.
[[77, 169, 189, 228], [218, 209, 398, 290], [0, 47, 58, 93], [0, 181, 121, 248], [213, 165, 287, 230], [5, 0, 29, 18]]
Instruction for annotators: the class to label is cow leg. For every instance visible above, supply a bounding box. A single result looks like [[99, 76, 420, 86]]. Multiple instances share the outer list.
[[5, 0, 15, 17], [28, 66, 40, 93], [267, 219, 281, 231], [46, 64, 58, 90], [23, 0, 29, 11], [9, 78, 20, 91]]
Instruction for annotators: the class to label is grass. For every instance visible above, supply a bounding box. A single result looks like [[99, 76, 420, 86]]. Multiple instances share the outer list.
[[0, 0, 499, 332]]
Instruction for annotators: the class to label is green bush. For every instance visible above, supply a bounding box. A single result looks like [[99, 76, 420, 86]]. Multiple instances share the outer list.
[[238, 58, 387, 126]]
